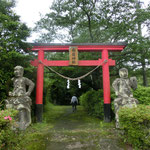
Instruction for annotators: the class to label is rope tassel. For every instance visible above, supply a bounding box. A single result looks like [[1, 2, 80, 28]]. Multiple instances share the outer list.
[[78, 80, 81, 88], [67, 80, 70, 89]]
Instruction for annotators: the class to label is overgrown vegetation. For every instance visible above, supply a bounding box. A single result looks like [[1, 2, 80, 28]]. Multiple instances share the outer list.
[[79, 90, 104, 119], [133, 85, 150, 105], [79, 89, 115, 119], [119, 105, 150, 150]]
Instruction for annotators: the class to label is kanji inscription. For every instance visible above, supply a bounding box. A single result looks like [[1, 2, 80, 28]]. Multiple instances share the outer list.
[[69, 47, 78, 66]]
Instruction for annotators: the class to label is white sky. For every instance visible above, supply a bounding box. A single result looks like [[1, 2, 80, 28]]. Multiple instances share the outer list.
[[14, 0, 54, 42], [14, 0, 150, 42]]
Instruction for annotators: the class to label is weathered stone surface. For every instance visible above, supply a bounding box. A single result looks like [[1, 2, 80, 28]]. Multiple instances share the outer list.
[[112, 68, 138, 128], [5, 66, 34, 130]]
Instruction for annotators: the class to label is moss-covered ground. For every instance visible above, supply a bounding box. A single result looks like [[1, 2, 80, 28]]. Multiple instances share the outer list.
[[14, 105, 132, 150]]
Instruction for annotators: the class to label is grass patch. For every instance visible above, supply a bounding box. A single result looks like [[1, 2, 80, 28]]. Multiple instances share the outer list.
[[43, 101, 69, 124], [12, 104, 69, 150], [66, 106, 100, 122], [13, 123, 51, 150]]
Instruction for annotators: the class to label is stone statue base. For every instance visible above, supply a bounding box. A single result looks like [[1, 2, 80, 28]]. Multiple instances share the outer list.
[[5, 96, 32, 130], [114, 97, 138, 128]]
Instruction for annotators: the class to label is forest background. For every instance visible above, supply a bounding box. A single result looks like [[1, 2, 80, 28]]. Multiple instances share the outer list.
[[0, 0, 150, 108]]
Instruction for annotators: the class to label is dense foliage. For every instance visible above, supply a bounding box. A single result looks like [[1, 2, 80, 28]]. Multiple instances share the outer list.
[[119, 105, 150, 150], [0, 51, 36, 103], [0, 0, 30, 52], [34, 0, 150, 43], [0, 0, 36, 105], [133, 85, 150, 105], [80, 90, 104, 119], [80, 89, 115, 119]]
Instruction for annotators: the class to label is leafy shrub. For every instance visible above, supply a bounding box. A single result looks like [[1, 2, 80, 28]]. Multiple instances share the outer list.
[[0, 109, 18, 149], [119, 105, 150, 150], [80, 90, 104, 119], [133, 86, 150, 105]]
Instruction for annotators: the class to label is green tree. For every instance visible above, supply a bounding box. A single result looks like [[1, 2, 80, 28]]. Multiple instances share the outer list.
[[0, 0, 32, 103], [34, 0, 149, 43], [34, 0, 150, 89], [118, 1, 150, 86], [0, 0, 30, 52]]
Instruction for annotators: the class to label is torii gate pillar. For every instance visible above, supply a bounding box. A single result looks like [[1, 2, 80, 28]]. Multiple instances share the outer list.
[[30, 43, 126, 123], [102, 49, 111, 122], [36, 50, 44, 122]]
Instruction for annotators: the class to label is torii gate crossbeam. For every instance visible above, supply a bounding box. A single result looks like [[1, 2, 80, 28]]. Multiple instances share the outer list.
[[30, 43, 126, 123]]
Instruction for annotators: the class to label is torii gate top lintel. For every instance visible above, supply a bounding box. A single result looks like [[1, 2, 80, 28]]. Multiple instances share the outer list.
[[29, 42, 127, 52]]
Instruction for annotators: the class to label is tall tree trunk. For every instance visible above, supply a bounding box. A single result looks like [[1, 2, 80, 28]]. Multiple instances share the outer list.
[[86, 13, 94, 42], [136, 1, 148, 86], [142, 60, 148, 86]]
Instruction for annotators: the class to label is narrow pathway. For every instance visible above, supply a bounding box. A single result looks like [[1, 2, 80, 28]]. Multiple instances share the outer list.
[[44, 106, 129, 150]]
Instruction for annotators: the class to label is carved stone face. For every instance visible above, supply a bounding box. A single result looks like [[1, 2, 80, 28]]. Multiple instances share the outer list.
[[14, 66, 24, 77], [119, 68, 128, 79]]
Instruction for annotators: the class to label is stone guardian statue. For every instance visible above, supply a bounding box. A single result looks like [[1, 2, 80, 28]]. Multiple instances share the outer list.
[[112, 68, 138, 128], [5, 66, 34, 130]]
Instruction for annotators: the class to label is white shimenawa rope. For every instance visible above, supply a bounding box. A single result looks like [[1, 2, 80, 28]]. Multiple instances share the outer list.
[[39, 59, 107, 81]]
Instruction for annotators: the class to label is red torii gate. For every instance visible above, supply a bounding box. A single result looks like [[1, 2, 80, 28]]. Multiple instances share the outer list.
[[30, 43, 126, 122]]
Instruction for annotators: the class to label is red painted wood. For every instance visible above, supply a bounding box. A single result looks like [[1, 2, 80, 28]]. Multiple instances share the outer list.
[[31, 45, 125, 52], [30, 44, 126, 106], [31, 59, 115, 67], [36, 50, 44, 104], [102, 49, 111, 104]]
